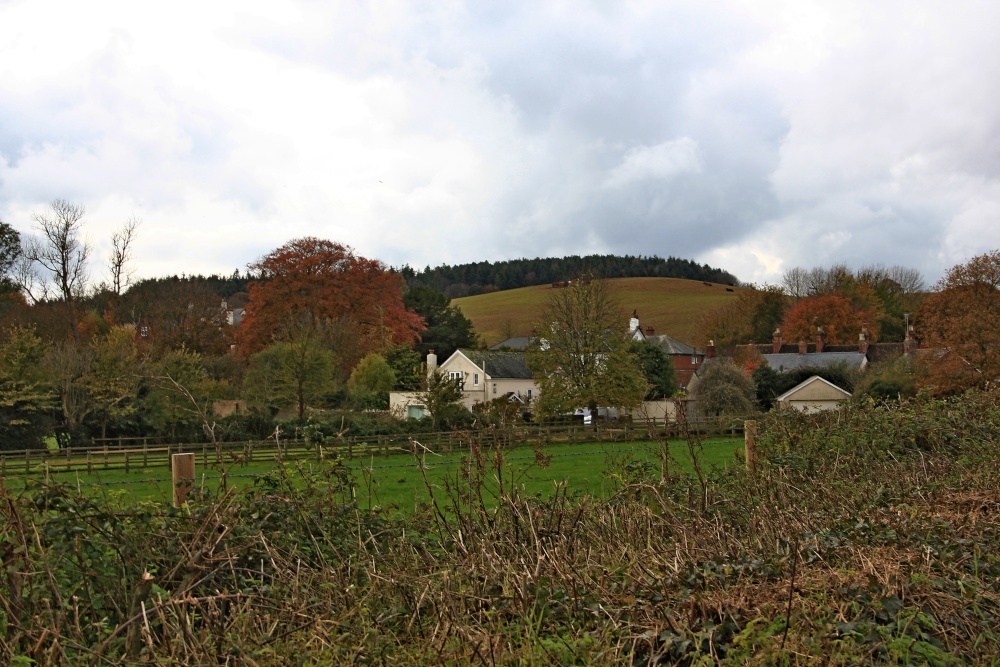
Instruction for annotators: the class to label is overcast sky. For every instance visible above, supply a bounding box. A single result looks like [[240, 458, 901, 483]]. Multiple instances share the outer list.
[[2, 1, 998, 288]]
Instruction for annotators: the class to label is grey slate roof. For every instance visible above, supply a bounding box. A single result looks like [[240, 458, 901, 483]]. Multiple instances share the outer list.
[[645, 333, 697, 356], [763, 351, 867, 373], [461, 349, 533, 379], [489, 336, 532, 350]]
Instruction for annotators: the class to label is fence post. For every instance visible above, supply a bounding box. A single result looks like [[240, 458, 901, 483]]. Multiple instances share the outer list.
[[25, 449, 30, 473], [744, 420, 757, 474], [1, 455, 5, 475], [125, 450, 130, 474], [171, 453, 196, 508], [87, 451, 93, 474], [143, 441, 148, 468], [202, 442, 208, 467], [348, 438, 353, 460]]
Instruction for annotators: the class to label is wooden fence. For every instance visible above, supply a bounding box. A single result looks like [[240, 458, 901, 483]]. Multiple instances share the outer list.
[[0, 418, 747, 477]]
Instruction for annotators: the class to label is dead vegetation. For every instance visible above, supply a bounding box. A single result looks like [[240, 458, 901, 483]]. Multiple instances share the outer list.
[[2, 390, 999, 664]]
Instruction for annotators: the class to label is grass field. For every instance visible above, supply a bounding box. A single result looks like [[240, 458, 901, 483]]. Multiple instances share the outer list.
[[453, 276, 742, 346], [5, 437, 743, 510]]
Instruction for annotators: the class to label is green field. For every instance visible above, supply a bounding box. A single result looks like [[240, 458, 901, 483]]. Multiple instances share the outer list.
[[4, 437, 742, 510], [453, 276, 742, 346]]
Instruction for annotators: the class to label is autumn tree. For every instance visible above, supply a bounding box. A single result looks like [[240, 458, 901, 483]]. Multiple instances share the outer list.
[[691, 359, 757, 417], [119, 277, 231, 356], [527, 279, 648, 418], [698, 285, 787, 348], [780, 291, 882, 345], [917, 250, 1000, 390], [239, 238, 424, 358]]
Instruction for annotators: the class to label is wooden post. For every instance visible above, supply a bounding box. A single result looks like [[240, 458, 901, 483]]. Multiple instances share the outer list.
[[25, 449, 30, 473], [1, 455, 5, 475], [125, 450, 130, 474], [143, 441, 148, 468], [744, 420, 758, 474], [202, 442, 208, 467], [87, 451, 93, 474], [171, 453, 196, 508]]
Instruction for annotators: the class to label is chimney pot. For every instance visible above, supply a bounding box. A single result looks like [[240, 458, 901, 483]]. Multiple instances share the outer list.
[[798, 339, 807, 355], [772, 328, 782, 354]]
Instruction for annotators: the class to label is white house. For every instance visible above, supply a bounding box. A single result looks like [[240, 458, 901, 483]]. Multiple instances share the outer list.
[[775, 375, 852, 414], [389, 349, 538, 418]]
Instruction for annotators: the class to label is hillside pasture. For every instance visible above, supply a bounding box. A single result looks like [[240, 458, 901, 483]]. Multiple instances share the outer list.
[[454, 276, 742, 347]]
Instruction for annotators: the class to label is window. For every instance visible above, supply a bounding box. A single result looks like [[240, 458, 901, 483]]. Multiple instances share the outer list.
[[448, 371, 464, 389], [527, 389, 532, 399], [691, 356, 698, 365], [492, 383, 497, 395], [473, 373, 479, 386]]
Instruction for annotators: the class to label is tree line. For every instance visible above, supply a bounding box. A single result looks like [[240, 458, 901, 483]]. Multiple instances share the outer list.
[[400, 254, 739, 297]]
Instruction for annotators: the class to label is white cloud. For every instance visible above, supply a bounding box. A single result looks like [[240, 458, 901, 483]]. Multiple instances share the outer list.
[[1, 0, 999, 287]]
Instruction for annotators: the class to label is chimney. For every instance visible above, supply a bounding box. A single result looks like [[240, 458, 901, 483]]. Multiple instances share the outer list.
[[706, 339, 716, 359], [426, 350, 438, 378], [904, 325, 917, 354], [645, 326, 655, 336], [772, 327, 782, 354], [859, 330, 869, 355], [629, 310, 639, 334], [798, 338, 807, 355], [815, 326, 825, 353]]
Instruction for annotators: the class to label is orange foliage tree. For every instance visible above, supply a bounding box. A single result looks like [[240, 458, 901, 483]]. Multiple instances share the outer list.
[[917, 250, 1000, 391], [780, 293, 882, 344], [238, 238, 424, 359]]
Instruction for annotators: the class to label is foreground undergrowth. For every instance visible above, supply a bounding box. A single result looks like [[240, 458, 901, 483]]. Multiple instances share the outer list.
[[2, 390, 999, 665]]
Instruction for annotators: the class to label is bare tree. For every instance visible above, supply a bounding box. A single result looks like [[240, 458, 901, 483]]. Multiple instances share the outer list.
[[781, 266, 809, 302], [108, 216, 140, 295], [22, 199, 91, 340]]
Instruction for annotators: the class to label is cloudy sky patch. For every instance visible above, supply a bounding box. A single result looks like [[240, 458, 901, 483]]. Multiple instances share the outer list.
[[1, 0, 998, 286]]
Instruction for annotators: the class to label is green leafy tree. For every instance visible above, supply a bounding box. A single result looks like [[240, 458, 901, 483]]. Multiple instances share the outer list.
[[385, 344, 422, 390], [418, 371, 467, 430], [527, 279, 648, 417], [0, 218, 21, 295], [347, 353, 396, 409], [83, 327, 143, 440], [403, 285, 478, 360], [630, 340, 678, 399], [244, 338, 335, 420], [0, 325, 54, 449], [144, 347, 225, 439]]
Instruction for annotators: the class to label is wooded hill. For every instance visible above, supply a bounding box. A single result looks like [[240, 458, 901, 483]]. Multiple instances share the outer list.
[[400, 254, 739, 298]]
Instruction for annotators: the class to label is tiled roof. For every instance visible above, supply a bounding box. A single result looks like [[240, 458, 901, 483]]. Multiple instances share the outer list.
[[461, 349, 533, 379], [763, 351, 867, 372]]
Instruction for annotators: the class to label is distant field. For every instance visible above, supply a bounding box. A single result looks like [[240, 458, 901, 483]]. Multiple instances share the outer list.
[[5, 438, 742, 510], [453, 276, 743, 347]]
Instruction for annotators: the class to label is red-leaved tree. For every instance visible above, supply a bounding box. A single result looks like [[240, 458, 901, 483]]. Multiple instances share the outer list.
[[780, 293, 881, 345], [238, 238, 424, 359]]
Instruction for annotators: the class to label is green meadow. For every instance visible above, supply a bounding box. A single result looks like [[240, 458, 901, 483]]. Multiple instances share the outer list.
[[5, 436, 743, 510]]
